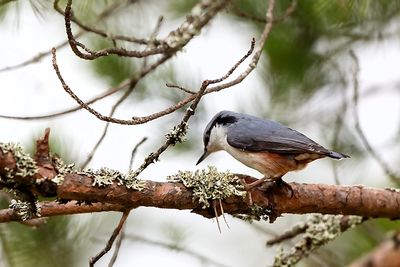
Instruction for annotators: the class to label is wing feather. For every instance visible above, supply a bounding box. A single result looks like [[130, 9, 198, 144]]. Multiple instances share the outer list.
[[226, 114, 331, 155]]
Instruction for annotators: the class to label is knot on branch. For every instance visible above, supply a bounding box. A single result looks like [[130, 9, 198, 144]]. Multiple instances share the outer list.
[[167, 166, 246, 209]]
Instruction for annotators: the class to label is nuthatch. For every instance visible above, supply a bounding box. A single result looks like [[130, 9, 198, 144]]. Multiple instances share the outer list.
[[197, 111, 349, 191]]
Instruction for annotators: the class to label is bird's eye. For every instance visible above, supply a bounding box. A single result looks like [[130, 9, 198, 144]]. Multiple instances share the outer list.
[[217, 115, 237, 125]]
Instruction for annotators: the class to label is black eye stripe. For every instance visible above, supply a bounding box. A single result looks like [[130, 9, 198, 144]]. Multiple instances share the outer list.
[[203, 112, 237, 147], [216, 114, 237, 125]]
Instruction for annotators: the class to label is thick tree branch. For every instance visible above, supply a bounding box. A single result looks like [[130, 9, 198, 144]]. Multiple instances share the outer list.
[[1, 143, 400, 223]]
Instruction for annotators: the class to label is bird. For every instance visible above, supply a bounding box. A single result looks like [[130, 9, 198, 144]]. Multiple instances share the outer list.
[[196, 110, 349, 191]]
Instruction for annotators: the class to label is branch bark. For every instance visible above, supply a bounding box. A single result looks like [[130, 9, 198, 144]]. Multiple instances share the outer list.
[[1, 142, 400, 223]]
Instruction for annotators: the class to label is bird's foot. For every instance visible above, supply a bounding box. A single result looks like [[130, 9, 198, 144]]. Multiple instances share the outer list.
[[255, 177, 293, 198]]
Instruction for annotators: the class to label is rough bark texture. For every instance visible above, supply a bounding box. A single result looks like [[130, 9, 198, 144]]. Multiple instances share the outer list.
[[1, 132, 400, 223], [57, 174, 400, 219]]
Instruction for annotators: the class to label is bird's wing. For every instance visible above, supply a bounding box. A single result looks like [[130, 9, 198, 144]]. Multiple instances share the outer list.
[[226, 116, 331, 155]]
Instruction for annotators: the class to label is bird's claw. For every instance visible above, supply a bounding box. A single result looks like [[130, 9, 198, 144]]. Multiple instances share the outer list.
[[252, 178, 294, 198]]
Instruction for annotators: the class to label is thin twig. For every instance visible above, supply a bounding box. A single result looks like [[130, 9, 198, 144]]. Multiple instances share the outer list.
[[61, 39, 255, 168], [350, 50, 400, 185], [80, 54, 172, 168], [202, 0, 276, 94], [0, 39, 72, 73], [0, 0, 122, 73], [266, 223, 307, 246], [142, 16, 164, 69], [64, 0, 169, 60], [54, 0, 159, 46], [0, 85, 124, 120], [53, 1, 231, 126], [107, 228, 125, 267], [64, 0, 228, 60], [125, 234, 230, 267], [130, 37, 256, 178], [105, 140, 147, 267], [165, 83, 196, 94], [128, 137, 148, 171], [89, 210, 131, 267]]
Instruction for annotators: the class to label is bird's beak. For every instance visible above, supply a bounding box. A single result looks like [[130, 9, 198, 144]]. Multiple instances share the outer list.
[[196, 150, 210, 165]]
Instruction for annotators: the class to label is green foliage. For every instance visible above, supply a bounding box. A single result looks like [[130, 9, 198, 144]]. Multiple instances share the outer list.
[[168, 0, 198, 16], [0, 216, 93, 267], [90, 39, 137, 87], [233, 0, 400, 106]]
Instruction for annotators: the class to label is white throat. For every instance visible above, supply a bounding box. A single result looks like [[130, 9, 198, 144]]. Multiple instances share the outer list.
[[207, 125, 229, 152]]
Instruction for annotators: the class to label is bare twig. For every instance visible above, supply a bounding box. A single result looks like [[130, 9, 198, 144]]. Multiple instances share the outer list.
[[107, 226, 125, 267], [350, 51, 400, 184], [63, 0, 166, 60], [89, 210, 131, 267], [80, 54, 171, 168], [64, 0, 229, 60], [142, 16, 164, 69], [202, 0, 276, 94], [0, 85, 123, 120], [52, 1, 232, 126], [0, 39, 71, 73], [166, 83, 196, 94], [266, 223, 307, 246], [128, 137, 148, 171], [125, 234, 230, 267], [130, 37, 256, 178], [54, 0, 159, 46], [107, 138, 147, 266], [0, 0, 122, 73]]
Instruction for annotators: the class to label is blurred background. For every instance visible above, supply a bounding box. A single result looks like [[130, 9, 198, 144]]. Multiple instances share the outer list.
[[1, 0, 400, 266]]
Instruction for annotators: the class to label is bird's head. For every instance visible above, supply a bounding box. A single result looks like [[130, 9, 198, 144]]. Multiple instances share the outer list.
[[196, 111, 238, 165]]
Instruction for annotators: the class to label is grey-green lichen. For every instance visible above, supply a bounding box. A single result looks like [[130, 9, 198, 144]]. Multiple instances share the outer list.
[[51, 155, 75, 185], [273, 214, 363, 267], [9, 199, 41, 221], [167, 166, 246, 209], [86, 167, 123, 187], [0, 142, 37, 178], [78, 167, 146, 191], [234, 204, 272, 222], [123, 170, 148, 190], [165, 122, 188, 145]]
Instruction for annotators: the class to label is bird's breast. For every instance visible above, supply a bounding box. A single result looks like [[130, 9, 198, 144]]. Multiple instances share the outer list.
[[222, 140, 318, 178]]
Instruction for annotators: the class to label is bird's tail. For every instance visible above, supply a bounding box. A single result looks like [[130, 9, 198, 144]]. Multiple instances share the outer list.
[[328, 150, 350, 159]]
